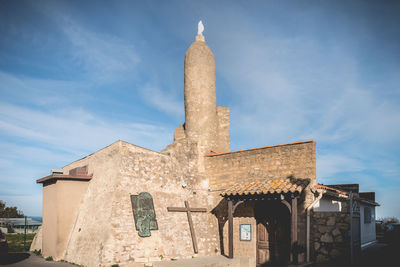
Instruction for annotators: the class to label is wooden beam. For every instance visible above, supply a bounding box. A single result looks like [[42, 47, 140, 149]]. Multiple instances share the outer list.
[[291, 196, 298, 263], [233, 200, 244, 213], [185, 201, 198, 253], [167, 207, 207, 212], [228, 199, 233, 259]]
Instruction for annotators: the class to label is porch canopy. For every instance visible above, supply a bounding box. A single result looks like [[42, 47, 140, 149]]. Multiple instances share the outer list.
[[220, 178, 309, 261]]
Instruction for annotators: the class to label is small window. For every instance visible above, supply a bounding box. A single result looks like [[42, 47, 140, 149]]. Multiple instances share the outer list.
[[364, 207, 372, 223]]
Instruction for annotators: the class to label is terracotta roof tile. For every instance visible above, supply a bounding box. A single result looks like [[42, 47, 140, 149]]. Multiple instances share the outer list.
[[315, 184, 348, 196], [221, 178, 309, 197]]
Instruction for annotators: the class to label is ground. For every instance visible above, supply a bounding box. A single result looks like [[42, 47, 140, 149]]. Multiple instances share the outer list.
[[6, 234, 35, 253], [0, 241, 397, 266], [0, 253, 75, 266], [315, 241, 398, 267]]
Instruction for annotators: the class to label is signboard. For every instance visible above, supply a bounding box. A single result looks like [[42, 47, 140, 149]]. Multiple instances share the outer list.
[[240, 224, 252, 241]]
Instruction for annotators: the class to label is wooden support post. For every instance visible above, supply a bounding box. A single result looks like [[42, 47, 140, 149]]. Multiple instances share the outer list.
[[228, 199, 234, 259], [291, 196, 298, 263], [167, 200, 207, 254]]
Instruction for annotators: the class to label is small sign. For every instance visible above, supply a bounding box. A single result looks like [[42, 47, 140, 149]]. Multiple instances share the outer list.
[[240, 224, 252, 241]]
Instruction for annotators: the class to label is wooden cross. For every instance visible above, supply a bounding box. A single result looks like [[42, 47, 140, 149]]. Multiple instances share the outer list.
[[167, 200, 207, 253]]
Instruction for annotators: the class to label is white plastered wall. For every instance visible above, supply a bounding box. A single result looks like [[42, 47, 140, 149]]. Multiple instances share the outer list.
[[313, 198, 343, 212], [360, 204, 376, 245]]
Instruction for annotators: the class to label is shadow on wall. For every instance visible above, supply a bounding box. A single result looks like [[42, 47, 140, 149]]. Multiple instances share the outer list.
[[211, 198, 255, 257]]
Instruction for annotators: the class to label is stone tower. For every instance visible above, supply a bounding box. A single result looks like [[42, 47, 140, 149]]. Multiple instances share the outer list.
[[163, 22, 230, 175], [184, 32, 218, 156]]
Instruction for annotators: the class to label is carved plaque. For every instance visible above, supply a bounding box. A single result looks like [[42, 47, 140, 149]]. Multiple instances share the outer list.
[[130, 192, 158, 237]]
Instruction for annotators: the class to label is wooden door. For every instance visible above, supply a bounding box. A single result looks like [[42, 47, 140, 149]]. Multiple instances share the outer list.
[[271, 217, 290, 266], [256, 201, 291, 267], [257, 222, 270, 266]]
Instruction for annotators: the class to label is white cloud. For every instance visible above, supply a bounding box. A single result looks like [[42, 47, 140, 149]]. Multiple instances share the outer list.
[[0, 71, 88, 107], [317, 154, 365, 181], [61, 19, 140, 83], [140, 84, 183, 117], [0, 103, 172, 154]]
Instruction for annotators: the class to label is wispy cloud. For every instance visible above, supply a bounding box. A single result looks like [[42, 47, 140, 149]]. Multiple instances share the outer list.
[[61, 19, 140, 83], [0, 71, 88, 107], [0, 103, 172, 154], [317, 154, 365, 181], [140, 84, 183, 117]]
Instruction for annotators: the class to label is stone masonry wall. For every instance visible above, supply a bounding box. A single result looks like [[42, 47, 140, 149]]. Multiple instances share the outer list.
[[216, 106, 230, 153], [312, 211, 350, 263], [222, 201, 257, 263], [62, 141, 122, 266], [63, 141, 220, 267], [205, 140, 316, 263], [205, 141, 316, 189]]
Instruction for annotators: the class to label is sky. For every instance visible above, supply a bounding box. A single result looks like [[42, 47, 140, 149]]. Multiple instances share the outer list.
[[0, 0, 399, 219]]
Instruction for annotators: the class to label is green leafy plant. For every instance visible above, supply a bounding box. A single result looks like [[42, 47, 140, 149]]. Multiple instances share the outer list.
[[45, 256, 53, 261]]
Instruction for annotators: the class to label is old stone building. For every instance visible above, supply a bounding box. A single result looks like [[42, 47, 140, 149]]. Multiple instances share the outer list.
[[33, 25, 377, 267]]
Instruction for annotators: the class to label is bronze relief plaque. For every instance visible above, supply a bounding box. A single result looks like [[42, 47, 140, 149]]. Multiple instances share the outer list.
[[130, 192, 158, 237]]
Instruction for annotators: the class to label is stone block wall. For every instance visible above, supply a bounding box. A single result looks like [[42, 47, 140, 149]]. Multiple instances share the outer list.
[[216, 106, 230, 153], [312, 211, 350, 263], [62, 141, 220, 267], [222, 201, 257, 263], [205, 140, 316, 263], [205, 141, 316, 189]]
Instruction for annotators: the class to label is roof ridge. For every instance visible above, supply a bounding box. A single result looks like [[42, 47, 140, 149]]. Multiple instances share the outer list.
[[205, 140, 315, 157]]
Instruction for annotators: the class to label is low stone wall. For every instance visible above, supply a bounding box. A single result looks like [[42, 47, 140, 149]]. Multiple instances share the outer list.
[[312, 211, 350, 263]]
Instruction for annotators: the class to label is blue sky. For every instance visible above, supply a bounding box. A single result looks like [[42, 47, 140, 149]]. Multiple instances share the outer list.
[[0, 0, 399, 218]]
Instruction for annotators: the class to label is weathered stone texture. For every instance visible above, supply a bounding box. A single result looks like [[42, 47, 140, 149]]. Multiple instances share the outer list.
[[222, 201, 257, 261], [312, 211, 350, 263], [205, 141, 316, 189], [216, 106, 230, 153], [184, 36, 218, 157], [62, 141, 220, 267], [205, 141, 316, 263]]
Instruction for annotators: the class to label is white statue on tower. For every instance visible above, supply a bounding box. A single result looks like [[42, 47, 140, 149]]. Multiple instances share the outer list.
[[198, 20, 204, 35]]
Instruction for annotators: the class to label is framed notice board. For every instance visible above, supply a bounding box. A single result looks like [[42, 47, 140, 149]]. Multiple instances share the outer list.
[[240, 224, 252, 241]]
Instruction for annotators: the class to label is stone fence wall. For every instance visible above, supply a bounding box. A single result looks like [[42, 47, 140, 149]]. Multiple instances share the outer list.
[[312, 211, 350, 263]]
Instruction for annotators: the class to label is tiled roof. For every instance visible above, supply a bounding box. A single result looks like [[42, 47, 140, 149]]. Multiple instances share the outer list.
[[315, 184, 348, 196], [314, 184, 380, 206], [221, 178, 309, 196]]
